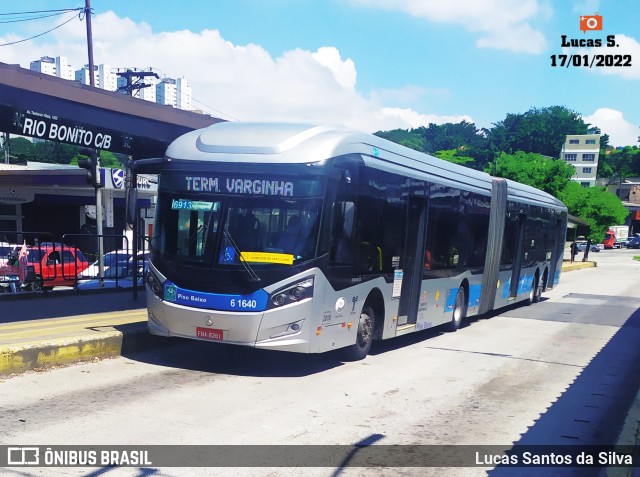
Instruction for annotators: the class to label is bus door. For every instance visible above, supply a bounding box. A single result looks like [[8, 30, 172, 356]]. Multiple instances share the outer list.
[[547, 217, 563, 288], [397, 195, 428, 326], [509, 212, 527, 298]]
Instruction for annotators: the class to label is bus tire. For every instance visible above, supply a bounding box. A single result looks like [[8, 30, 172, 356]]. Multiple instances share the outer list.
[[342, 304, 375, 361], [445, 286, 467, 332], [525, 275, 539, 306]]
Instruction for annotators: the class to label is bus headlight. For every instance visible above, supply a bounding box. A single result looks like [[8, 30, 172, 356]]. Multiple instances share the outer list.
[[146, 270, 163, 298], [268, 277, 314, 309]]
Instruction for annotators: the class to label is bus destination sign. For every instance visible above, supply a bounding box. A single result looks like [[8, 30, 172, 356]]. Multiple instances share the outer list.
[[185, 176, 294, 196]]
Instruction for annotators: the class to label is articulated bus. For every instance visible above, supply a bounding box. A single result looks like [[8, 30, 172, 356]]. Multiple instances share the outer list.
[[145, 122, 568, 360]]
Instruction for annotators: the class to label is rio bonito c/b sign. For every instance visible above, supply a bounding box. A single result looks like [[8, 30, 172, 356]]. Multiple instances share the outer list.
[[18, 110, 114, 150]]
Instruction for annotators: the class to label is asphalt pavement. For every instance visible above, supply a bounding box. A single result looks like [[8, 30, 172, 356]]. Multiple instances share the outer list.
[[0, 257, 638, 476]]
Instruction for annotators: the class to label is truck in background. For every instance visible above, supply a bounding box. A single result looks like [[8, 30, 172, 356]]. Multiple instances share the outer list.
[[603, 225, 629, 249]]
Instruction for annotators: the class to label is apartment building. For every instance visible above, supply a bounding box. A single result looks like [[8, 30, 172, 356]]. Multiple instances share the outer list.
[[561, 134, 601, 187], [29, 55, 191, 111]]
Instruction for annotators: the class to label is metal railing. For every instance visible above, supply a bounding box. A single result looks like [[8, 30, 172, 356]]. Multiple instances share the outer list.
[[0, 230, 149, 297]]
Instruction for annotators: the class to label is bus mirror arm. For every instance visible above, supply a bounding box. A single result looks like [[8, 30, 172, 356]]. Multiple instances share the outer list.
[[223, 231, 261, 283]]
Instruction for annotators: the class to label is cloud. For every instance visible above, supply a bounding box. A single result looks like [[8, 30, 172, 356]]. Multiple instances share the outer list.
[[350, 0, 549, 53], [584, 108, 638, 147], [565, 34, 640, 80], [0, 11, 470, 133], [572, 0, 601, 14], [377, 108, 473, 130]]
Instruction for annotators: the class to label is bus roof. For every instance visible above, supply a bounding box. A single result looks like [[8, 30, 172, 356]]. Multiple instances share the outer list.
[[165, 122, 566, 209]]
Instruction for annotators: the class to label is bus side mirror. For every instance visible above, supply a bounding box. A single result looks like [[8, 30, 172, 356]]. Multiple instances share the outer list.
[[126, 187, 138, 228]]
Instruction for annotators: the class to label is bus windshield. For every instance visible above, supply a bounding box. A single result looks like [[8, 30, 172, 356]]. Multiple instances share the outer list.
[[155, 194, 323, 267]]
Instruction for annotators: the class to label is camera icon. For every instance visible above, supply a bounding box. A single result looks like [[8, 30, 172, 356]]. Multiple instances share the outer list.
[[580, 14, 603, 33], [7, 447, 40, 465]]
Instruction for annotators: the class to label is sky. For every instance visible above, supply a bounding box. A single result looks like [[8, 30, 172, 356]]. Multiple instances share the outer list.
[[0, 0, 638, 147]]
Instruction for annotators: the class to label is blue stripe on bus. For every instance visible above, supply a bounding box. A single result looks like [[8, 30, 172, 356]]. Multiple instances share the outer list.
[[445, 284, 483, 311], [468, 284, 482, 308], [162, 280, 269, 312]]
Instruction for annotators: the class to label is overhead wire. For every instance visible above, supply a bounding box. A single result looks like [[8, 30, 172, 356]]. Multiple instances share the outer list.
[[0, 8, 83, 47], [1, 7, 236, 122], [191, 97, 240, 122]]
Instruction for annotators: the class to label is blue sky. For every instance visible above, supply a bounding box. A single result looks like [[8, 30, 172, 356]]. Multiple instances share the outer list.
[[1, 0, 639, 146]]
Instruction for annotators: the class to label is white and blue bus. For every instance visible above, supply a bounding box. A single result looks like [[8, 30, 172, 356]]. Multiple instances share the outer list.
[[145, 122, 567, 360]]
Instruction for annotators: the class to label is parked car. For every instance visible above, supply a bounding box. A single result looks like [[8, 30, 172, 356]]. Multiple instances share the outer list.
[[0, 243, 19, 292], [626, 236, 640, 249], [78, 250, 132, 279], [77, 253, 148, 290], [27, 245, 90, 289], [575, 241, 601, 253]]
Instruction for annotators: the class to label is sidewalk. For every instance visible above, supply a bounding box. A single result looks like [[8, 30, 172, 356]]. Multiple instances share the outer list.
[[0, 289, 156, 376]]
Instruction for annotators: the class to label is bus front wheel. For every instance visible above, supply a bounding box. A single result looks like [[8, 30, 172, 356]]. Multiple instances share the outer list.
[[343, 304, 375, 361], [445, 287, 467, 332]]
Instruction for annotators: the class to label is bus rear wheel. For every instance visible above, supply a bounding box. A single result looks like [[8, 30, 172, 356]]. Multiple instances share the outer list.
[[525, 276, 540, 306], [343, 304, 375, 361], [445, 287, 467, 332]]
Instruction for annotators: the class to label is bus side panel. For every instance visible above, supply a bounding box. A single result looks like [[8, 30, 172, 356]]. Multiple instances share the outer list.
[[311, 276, 390, 353]]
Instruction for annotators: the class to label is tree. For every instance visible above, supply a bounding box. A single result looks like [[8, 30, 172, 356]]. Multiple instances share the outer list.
[[598, 146, 640, 180], [485, 151, 575, 197], [434, 149, 476, 167], [487, 106, 592, 158], [558, 182, 628, 241], [374, 129, 424, 152]]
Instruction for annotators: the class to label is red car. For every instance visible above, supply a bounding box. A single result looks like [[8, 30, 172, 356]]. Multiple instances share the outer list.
[[27, 245, 90, 289]]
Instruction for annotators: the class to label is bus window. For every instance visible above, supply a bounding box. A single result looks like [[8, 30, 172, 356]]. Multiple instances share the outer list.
[[501, 205, 519, 269], [221, 199, 321, 263], [331, 200, 355, 264], [424, 185, 460, 274]]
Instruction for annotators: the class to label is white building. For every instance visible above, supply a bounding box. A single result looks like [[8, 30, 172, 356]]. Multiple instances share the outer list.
[[176, 77, 192, 111], [97, 64, 118, 92], [156, 78, 177, 108], [29, 56, 57, 76], [75, 65, 99, 87], [29, 55, 192, 111], [561, 134, 601, 187], [30, 56, 74, 81], [55, 57, 75, 80]]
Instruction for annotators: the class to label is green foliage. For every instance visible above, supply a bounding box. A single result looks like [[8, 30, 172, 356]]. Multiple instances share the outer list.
[[374, 129, 424, 152], [598, 146, 640, 179], [484, 151, 575, 197], [487, 106, 591, 158], [9, 137, 79, 164], [434, 149, 475, 166], [558, 182, 628, 241], [99, 151, 124, 168], [10, 138, 125, 169]]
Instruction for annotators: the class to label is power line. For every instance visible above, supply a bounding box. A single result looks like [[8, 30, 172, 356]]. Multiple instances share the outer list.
[[0, 8, 81, 16], [191, 96, 240, 122], [0, 11, 73, 24], [0, 9, 82, 47]]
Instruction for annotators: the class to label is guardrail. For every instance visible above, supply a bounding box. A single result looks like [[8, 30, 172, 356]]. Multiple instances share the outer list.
[[0, 231, 149, 297]]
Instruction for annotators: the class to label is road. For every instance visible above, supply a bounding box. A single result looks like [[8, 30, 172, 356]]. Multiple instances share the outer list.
[[1, 249, 639, 477]]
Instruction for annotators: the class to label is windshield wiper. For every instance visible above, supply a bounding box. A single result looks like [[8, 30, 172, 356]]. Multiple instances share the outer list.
[[223, 230, 260, 283]]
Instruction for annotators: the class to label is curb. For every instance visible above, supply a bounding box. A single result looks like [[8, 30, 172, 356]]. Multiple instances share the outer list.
[[0, 321, 170, 376], [561, 260, 597, 272]]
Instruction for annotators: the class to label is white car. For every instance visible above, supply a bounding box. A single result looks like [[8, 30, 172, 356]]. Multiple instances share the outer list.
[[78, 250, 132, 279], [77, 254, 148, 290]]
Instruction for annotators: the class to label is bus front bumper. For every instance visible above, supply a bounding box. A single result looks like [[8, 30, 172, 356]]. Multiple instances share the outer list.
[[146, 291, 313, 353]]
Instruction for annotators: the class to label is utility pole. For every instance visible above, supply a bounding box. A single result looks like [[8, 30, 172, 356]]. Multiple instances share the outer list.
[[85, 0, 95, 88], [84, 0, 104, 284], [116, 69, 159, 96], [2, 132, 9, 164]]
